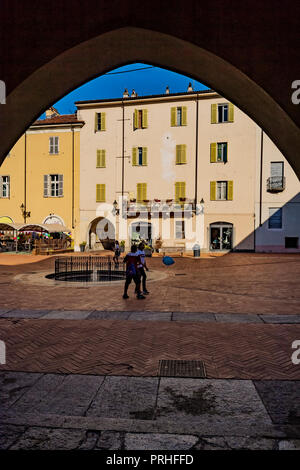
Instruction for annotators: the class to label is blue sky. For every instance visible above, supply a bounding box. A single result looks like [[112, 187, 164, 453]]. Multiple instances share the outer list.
[[43, 63, 208, 117]]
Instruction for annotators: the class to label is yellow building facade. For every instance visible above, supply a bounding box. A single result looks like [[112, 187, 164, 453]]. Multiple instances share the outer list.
[[0, 109, 83, 244]]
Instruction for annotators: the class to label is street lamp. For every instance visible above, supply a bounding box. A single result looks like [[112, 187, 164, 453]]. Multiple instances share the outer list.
[[20, 203, 31, 222], [113, 200, 120, 215]]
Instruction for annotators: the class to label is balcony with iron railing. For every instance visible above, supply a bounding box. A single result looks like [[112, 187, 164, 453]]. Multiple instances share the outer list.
[[124, 198, 197, 214], [266, 176, 286, 192]]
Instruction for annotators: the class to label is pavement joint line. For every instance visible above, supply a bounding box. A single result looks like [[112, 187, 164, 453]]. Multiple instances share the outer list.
[[1, 309, 300, 324]]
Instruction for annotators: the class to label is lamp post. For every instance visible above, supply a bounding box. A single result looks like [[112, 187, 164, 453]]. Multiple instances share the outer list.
[[20, 203, 31, 223]]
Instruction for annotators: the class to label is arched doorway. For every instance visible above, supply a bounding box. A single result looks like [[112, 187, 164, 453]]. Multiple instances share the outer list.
[[131, 221, 153, 245], [210, 222, 233, 251], [43, 214, 65, 226], [89, 217, 115, 251]]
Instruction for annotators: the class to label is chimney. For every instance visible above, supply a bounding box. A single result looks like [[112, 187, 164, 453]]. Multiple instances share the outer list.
[[165, 85, 170, 94], [187, 82, 193, 92], [131, 89, 137, 98], [45, 106, 59, 118], [123, 88, 129, 98]]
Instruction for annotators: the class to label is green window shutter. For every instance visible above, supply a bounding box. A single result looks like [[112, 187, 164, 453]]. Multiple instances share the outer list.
[[180, 182, 186, 198], [94, 113, 99, 132], [142, 147, 148, 166], [228, 103, 234, 122], [211, 104, 217, 124], [101, 150, 106, 167], [134, 110, 138, 129], [227, 180, 233, 200], [175, 182, 180, 201], [137, 183, 142, 202], [132, 147, 137, 166], [142, 109, 148, 128], [96, 184, 105, 202], [224, 143, 228, 163], [142, 183, 147, 201], [96, 150, 106, 167], [101, 184, 106, 202], [210, 181, 216, 200], [182, 144, 187, 163], [101, 112, 106, 131], [182, 106, 187, 126], [176, 145, 180, 164], [210, 143, 217, 162], [171, 107, 176, 126], [96, 184, 101, 202], [96, 150, 101, 167]]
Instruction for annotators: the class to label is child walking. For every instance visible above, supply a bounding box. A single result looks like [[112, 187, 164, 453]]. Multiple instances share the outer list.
[[123, 245, 145, 300], [136, 242, 149, 295]]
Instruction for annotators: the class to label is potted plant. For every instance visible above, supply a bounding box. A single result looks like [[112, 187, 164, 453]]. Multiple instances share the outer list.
[[79, 241, 87, 252], [120, 240, 125, 253], [144, 243, 153, 257], [154, 236, 163, 253]]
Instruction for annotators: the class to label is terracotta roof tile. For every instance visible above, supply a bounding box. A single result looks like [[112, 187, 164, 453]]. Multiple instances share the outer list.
[[32, 114, 84, 126]]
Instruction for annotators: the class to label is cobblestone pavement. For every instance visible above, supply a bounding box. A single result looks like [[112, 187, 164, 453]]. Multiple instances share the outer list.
[[1, 372, 299, 450], [0, 253, 299, 450], [0, 253, 300, 314], [0, 315, 299, 379]]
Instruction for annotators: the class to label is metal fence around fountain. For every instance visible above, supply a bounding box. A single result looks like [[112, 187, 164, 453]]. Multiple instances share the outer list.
[[54, 256, 126, 282]]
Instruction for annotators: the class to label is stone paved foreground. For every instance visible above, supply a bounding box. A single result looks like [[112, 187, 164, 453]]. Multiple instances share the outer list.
[[1, 372, 299, 450], [0, 317, 299, 379]]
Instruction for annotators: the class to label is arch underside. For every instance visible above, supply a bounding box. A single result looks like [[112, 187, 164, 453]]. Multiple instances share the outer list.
[[0, 27, 299, 179]]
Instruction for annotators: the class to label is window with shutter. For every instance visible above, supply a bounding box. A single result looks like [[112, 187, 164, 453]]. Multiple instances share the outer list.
[[132, 147, 137, 166], [43, 175, 49, 198], [0, 176, 10, 198], [137, 183, 147, 203], [49, 136, 59, 154], [175, 182, 186, 201], [58, 175, 63, 197], [96, 150, 106, 168], [211, 104, 217, 124], [182, 106, 187, 126], [216, 142, 228, 162], [176, 145, 187, 164], [268, 208, 282, 229], [95, 112, 106, 131], [96, 184, 106, 202], [216, 103, 232, 123], [49, 174, 59, 197], [171, 107, 176, 126], [210, 181, 216, 200], [227, 180, 233, 200], [142, 109, 148, 128], [142, 147, 147, 166], [210, 143, 217, 162]]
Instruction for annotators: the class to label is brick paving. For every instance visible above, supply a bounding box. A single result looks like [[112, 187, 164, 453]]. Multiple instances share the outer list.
[[0, 317, 299, 379], [0, 252, 300, 314]]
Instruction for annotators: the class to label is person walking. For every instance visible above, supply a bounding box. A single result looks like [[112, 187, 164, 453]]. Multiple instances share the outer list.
[[123, 245, 145, 299], [113, 240, 120, 265], [136, 242, 150, 295]]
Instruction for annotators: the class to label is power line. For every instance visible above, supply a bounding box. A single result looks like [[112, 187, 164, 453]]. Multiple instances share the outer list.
[[104, 66, 156, 76]]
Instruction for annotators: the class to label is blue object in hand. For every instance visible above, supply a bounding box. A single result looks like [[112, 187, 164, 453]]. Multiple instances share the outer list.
[[162, 256, 175, 266]]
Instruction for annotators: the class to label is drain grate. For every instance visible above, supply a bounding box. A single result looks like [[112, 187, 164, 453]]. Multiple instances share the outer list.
[[158, 360, 206, 378]]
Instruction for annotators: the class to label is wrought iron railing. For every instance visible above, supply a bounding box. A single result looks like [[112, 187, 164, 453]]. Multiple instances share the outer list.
[[267, 176, 286, 192], [124, 198, 196, 213], [54, 256, 126, 282]]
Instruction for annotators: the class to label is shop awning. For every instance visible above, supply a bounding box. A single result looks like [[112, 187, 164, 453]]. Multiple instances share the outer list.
[[0, 223, 70, 233]]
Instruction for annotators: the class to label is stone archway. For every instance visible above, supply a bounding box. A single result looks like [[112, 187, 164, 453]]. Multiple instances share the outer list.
[[88, 217, 116, 251], [0, 25, 300, 178]]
